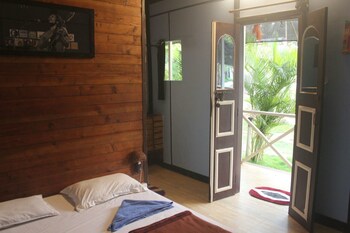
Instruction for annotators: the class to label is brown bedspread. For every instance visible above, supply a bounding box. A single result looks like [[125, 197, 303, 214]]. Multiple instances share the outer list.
[[129, 211, 232, 233]]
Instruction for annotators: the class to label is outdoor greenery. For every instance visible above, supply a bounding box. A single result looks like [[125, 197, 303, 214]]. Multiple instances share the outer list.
[[164, 40, 183, 81], [244, 42, 297, 163], [242, 120, 294, 171], [255, 154, 293, 172]]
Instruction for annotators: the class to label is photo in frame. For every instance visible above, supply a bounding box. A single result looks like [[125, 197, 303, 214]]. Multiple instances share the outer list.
[[0, 0, 94, 58]]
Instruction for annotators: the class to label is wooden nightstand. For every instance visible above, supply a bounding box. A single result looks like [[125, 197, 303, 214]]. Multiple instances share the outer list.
[[148, 185, 165, 196]]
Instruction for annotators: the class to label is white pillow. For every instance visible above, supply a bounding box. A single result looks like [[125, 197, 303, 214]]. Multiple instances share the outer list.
[[60, 173, 147, 212], [0, 195, 59, 230]]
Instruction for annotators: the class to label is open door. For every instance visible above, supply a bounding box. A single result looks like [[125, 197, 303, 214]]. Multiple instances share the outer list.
[[289, 8, 328, 231], [210, 22, 240, 202]]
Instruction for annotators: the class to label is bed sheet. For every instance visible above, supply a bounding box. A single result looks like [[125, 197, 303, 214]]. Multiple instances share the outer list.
[[2, 190, 232, 233]]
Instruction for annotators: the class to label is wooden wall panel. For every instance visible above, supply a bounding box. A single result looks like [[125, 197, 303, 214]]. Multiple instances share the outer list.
[[0, 0, 143, 201], [146, 114, 163, 164]]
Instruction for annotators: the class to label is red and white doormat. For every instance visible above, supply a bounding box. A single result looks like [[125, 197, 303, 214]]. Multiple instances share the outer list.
[[249, 187, 290, 205]]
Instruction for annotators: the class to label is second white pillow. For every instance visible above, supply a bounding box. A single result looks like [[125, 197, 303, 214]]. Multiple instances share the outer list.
[[60, 173, 147, 212]]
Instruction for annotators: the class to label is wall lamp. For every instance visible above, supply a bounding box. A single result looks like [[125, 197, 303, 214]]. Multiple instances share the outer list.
[[131, 151, 147, 182]]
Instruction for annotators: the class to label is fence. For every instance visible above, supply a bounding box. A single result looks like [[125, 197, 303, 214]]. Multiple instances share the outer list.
[[241, 110, 295, 168]]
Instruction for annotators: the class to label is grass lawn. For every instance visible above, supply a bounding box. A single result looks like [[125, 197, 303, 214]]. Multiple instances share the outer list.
[[252, 154, 292, 172]]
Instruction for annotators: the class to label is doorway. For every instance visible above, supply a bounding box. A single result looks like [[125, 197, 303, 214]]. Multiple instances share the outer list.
[[210, 7, 328, 231], [241, 18, 298, 189], [210, 17, 299, 202]]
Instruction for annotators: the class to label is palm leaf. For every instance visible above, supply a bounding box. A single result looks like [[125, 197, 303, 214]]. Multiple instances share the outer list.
[[244, 42, 297, 161]]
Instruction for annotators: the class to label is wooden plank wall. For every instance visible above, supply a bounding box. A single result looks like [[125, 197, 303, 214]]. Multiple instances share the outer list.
[[0, 0, 143, 202]]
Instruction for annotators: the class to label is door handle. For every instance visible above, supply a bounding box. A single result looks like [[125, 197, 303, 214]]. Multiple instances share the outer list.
[[215, 92, 224, 108]]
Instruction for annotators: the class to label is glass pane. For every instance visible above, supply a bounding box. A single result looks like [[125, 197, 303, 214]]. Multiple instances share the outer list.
[[171, 41, 182, 81], [164, 40, 183, 81], [216, 34, 234, 89], [164, 41, 170, 81], [245, 19, 298, 43], [300, 26, 319, 94]]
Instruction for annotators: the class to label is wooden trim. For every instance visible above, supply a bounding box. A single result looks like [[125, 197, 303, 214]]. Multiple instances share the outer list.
[[243, 109, 295, 118], [236, 10, 301, 25], [142, 0, 149, 183], [145, 0, 154, 114], [243, 115, 292, 167], [209, 21, 217, 202], [166, 13, 176, 166], [229, 0, 297, 13], [234, 0, 240, 14], [160, 163, 209, 183], [233, 0, 242, 197], [241, 125, 294, 165]]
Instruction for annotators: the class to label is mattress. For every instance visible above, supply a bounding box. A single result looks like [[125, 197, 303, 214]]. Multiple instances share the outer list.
[[3, 190, 232, 233]]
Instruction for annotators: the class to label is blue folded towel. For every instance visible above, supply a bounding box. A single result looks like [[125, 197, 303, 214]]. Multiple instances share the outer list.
[[108, 200, 173, 232]]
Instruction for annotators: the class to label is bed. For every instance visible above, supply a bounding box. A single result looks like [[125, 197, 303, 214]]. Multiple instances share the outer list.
[[0, 173, 232, 233]]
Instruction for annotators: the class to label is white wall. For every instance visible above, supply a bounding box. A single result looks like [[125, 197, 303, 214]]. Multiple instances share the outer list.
[[149, 0, 234, 176]]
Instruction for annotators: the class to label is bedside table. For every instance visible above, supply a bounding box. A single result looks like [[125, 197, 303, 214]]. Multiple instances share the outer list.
[[148, 185, 166, 196]]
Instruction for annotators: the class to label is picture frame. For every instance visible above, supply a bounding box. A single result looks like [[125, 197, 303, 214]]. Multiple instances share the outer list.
[[0, 0, 95, 58]]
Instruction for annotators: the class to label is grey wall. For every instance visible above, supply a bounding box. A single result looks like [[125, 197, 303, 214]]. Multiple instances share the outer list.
[[149, 0, 234, 176], [310, 0, 350, 223], [149, 0, 349, 223]]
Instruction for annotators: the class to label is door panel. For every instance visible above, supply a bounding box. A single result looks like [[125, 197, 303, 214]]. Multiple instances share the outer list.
[[289, 8, 328, 231], [216, 100, 235, 137], [296, 106, 316, 152], [210, 22, 240, 202], [215, 148, 234, 193], [291, 161, 312, 221]]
